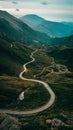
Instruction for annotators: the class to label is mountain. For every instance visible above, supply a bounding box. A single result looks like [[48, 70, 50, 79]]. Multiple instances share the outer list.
[[20, 14, 73, 38], [50, 34, 73, 46], [47, 46, 73, 72], [0, 38, 32, 76], [20, 14, 45, 28], [0, 10, 51, 46], [46, 34, 73, 71], [61, 22, 73, 28]]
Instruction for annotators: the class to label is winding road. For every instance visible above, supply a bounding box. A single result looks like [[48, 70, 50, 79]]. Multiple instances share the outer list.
[[0, 49, 55, 115]]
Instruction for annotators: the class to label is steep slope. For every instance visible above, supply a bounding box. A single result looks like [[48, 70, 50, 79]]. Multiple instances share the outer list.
[[0, 10, 51, 46], [20, 14, 73, 38], [0, 38, 32, 76]]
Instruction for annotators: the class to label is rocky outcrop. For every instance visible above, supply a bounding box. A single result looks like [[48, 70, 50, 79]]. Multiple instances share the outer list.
[[46, 118, 69, 130], [0, 115, 20, 130]]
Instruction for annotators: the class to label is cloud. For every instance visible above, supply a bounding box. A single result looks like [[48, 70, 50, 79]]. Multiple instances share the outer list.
[[16, 8, 20, 11], [41, 2, 49, 5], [12, 1, 18, 4], [0, 0, 73, 22]]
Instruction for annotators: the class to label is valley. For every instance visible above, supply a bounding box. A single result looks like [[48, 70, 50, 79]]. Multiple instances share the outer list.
[[0, 10, 73, 130], [0, 43, 73, 130], [20, 14, 73, 38], [0, 49, 55, 114]]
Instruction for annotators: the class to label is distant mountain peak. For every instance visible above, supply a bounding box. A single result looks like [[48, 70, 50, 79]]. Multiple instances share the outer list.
[[0, 10, 51, 46], [21, 14, 45, 20], [20, 14, 45, 28], [20, 14, 73, 38]]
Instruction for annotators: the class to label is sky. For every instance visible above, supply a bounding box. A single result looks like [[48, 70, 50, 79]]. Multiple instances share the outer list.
[[0, 0, 73, 22]]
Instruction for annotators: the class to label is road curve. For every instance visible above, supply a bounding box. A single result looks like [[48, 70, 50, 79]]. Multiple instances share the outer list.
[[0, 49, 55, 115]]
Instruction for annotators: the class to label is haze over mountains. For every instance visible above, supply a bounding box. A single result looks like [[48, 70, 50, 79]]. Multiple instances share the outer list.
[[0, 9, 73, 130], [0, 10, 73, 47], [51, 34, 73, 46], [0, 10, 51, 46], [61, 22, 73, 28], [0, 10, 73, 76], [20, 14, 73, 38]]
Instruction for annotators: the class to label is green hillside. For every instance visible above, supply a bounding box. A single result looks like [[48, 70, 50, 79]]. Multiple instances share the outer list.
[[0, 10, 51, 46], [51, 34, 73, 46], [47, 45, 73, 71], [0, 38, 32, 76]]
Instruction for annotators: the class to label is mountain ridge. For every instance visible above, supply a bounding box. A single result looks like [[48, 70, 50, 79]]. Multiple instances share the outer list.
[[0, 10, 51, 46], [0, 38, 32, 76], [20, 14, 73, 38], [20, 14, 45, 28], [50, 34, 73, 46]]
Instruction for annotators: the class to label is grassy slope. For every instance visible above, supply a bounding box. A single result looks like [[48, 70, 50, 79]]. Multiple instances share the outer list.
[[21, 47, 73, 113], [19, 47, 73, 129], [47, 46, 73, 71], [0, 38, 32, 76], [51, 34, 73, 46], [0, 39, 50, 110], [11, 47, 73, 130], [0, 75, 37, 109], [0, 40, 73, 129]]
